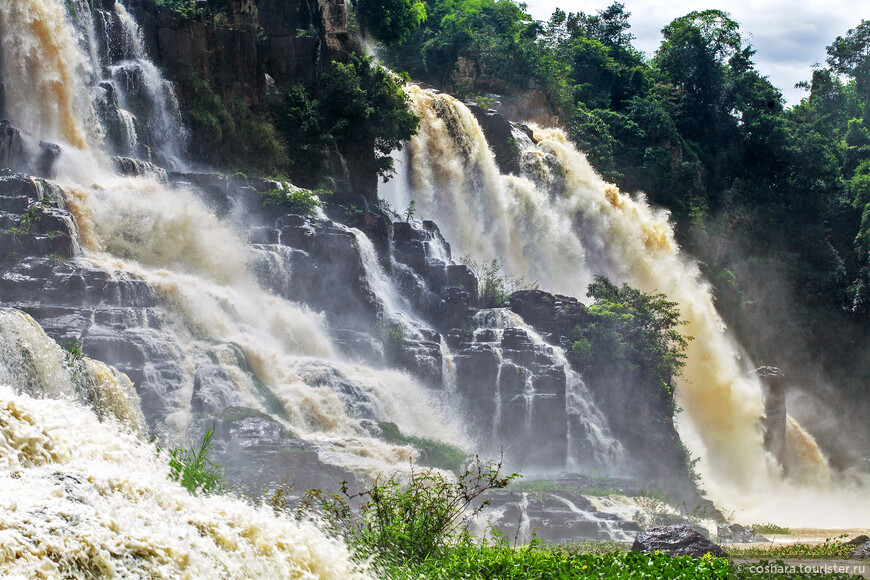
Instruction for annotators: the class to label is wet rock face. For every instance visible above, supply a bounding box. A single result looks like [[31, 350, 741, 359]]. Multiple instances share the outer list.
[[508, 289, 592, 347], [632, 525, 729, 559], [0, 171, 77, 266], [484, 490, 640, 543], [199, 406, 357, 497], [465, 103, 522, 176], [391, 220, 478, 326], [450, 325, 569, 469], [0, 122, 24, 172]]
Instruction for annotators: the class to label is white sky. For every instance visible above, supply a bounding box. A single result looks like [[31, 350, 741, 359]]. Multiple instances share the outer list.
[[523, 0, 866, 106]]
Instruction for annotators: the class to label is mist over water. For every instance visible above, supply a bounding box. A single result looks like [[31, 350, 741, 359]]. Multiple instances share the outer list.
[[381, 86, 870, 526]]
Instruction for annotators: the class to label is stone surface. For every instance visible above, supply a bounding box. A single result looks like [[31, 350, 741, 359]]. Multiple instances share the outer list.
[[484, 490, 641, 543], [199, 406, 358, 497], [0, 122, 23, 171], [851, 541, 870, 559], [632, 525, 729, 559], [717, 523, 769, 543]]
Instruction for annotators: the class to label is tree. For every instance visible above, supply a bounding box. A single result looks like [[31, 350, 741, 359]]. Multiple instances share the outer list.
[[319, 54, 420, 178], [356, 0, 427, 46], [572, 276, 690, 406], [827, 20, 870, 102]]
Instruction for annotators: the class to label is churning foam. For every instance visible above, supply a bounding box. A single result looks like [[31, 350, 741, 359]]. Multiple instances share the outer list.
[[0, 383, 371, 578], [382, 86, 870, 525]]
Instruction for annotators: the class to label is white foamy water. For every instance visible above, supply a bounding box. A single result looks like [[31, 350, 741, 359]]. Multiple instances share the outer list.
[[0, 382, 371, 579]]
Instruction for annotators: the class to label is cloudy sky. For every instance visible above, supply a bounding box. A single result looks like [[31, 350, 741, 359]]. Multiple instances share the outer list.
[[523, 0, 864, 105]]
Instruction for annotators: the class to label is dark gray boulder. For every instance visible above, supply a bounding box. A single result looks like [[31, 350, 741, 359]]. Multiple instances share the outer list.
[[851, 540, 870, 559], [632, 525, 729, 559]]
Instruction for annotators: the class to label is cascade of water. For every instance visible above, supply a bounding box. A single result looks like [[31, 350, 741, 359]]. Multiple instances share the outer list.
[[0, 382, 371, 578], [472, 308, 625, 470], [0, 308, 146, 435], [380, 84, 870, 524], [0, 0, 94, 148], [0, 0, 466, 479]]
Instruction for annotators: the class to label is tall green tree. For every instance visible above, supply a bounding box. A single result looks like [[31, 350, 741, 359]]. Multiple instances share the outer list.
[[356, 0, 427, 45]]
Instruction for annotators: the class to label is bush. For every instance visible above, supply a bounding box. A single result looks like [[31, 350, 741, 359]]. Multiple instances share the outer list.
[[187, 77, 287, 176], [462, 258, 538, 308], [168, 427, 226, 495], [311, 457, 517, 562], [260, 183, 326, 216]]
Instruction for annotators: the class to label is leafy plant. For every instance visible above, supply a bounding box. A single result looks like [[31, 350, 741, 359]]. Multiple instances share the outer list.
[[571, 276, 690, 408], [727, 537, 855, 560], [313, 457, 517, 562], [168, 427, 226, 495], [355, 0, 427, 46], [62, 339, 85, 364], [461, 257, 538, 308], [403, 199, 416, 221], [261, 183, 327, 215], [749, 522, 791, 535]]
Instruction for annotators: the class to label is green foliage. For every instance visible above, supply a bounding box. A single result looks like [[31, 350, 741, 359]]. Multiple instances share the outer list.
[[356, 0, 427, 45], [271, 56, 419, 185], [319, 54, 420, 178], [260, 183, 326, 216], [62, 339, 85, 364], [149, 0, 203, 19], [187, 77, 287, 176], [462, 258, 537, 308], [168, 427, 226, 495], [403, 199, 416, 221], [749, 523, 791, 535], [727, 537, 855, 560], [313, 458, 517, 563], [273, 84, 330, 186], [572, 276, 690, 404], [387, 544, 734, 579], [377, 421, 469, 473]]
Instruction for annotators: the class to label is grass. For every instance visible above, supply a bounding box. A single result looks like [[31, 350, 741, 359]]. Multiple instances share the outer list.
[[750, 523, 792, 535], [385, 545, 729, 579], [167, 427, 226, 495], [378, 421, 469, 474], [726, 537, 856, 560]]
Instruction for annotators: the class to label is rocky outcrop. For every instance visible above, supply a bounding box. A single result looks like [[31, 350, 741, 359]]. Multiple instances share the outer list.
[[632, 525, 729, 559], [754, 366, 787, 469], [0, 122, 23, 172], [484, 490, 640, 543], [128, 0, 356, 108], [851, 540, 870, 559], [509, 289, 592, 348], [391, 220, 478, 326], [716, 523, 769, 543], [198, 406, 357, 496]]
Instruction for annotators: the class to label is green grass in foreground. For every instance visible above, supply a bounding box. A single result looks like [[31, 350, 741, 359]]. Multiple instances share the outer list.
[[727, 537, 855, 560], [379, 544, 862, 579]]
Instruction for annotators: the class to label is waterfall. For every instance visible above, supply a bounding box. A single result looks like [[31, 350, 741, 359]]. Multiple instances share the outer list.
[[381, 84, 870, 525], [0, 0, 94, 148], [0, 381, 371, 578]]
